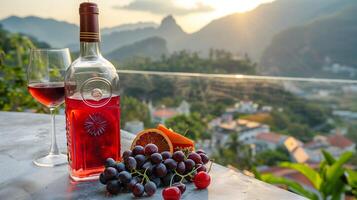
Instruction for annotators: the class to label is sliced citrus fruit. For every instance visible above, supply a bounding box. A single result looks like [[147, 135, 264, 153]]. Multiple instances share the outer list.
[[131, 129, 174, 153], [157, 124, 195, 151]]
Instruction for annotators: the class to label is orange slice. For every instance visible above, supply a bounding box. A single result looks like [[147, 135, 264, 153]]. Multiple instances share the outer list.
[[157, 124, 195, 151], [131, 129, 174, 153]]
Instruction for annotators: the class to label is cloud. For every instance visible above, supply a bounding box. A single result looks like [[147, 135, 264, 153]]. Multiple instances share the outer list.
[[114, 0, 214, 15]]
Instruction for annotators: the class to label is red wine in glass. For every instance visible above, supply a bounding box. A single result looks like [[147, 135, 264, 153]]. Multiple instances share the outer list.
[[28, 82, 65, 107]]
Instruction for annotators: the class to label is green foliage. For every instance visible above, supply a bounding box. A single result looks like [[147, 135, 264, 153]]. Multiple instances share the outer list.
[[121, 49, 257, 74], [213, 133, 255, 170], [165, 112, 208, 140], [345, 169, 357, 197], [261, 174, 319, 200], [121, 96, 151, 128], [0, 26, 44, 112], [280, 162, 322, 189], [255, 149, 290, 166], [262, 150, 356, 200]]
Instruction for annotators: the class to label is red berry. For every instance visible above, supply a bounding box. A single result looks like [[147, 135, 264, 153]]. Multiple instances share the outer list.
[[162, 187, 181, 200], [194, 171, 211, 189]]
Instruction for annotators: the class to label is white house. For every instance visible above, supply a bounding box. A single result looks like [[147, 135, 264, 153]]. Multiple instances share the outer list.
[[304, 134, 356, 162]]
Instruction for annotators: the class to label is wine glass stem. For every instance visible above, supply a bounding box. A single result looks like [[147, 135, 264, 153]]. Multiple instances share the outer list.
[[49, 107, 60, 155]]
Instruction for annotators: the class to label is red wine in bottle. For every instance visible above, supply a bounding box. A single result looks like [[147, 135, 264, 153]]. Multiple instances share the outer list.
[[65, 2, 121, 181]]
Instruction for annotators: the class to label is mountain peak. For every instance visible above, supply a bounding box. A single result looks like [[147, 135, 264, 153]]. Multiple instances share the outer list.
[[160, 15, 178, 29]]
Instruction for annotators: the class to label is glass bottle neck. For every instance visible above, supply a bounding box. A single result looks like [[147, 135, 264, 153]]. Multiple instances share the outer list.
[[80, 42, 101, 58]]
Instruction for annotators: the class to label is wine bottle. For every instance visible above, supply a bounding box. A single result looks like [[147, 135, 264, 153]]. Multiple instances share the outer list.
[[65, 2, 121, 181]]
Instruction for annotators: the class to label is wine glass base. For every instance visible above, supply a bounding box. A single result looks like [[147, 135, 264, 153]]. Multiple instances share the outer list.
[[33, 153, 67, 167]]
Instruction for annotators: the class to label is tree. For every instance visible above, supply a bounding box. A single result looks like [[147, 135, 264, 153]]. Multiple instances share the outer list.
[[0, 27, 44, 112], [213, 133, 255, 170], [255, 149, 290, 166], [121, 96, 151, 128], [165, 112, 208, 141]]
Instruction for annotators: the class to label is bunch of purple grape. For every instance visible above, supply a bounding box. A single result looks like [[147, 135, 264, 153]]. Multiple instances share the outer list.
[[99, 143, 210, 198]]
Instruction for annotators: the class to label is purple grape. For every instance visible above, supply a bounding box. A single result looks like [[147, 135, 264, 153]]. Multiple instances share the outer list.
[[115, 162, 125, 173], [132, 146, 145, 156], [161, 151, 172, 160], [176, 162, 186, 175], [106, 180, 121, 195], [144, 181, 157, 196], [134, 154, 146, 168], [104, 167, 117, 180], [196, 164, 207, 173], [105, 158, 116, 168], [125, 156, 137, 170], [196, 149, 206, 155], [154, 163, 168, 178], [132, 183, 144, 197], [184, 159, 195, 171], [144, 144, 158, 156], [118, 171, 132, 184], [199, 153, 209, 164], [173, 182, 186, 194], [122, 150, 132, 160], [172, 151, 185, 162], [99, 173, 107, 185], [142, 161, 154, 175], [150, 176, 161, 187], [188, 152, 202, 164], [127, 177, 139, 191], [161, 173, 174, 186], [164, 158, 177, 170], [150, 153, 163, 164]]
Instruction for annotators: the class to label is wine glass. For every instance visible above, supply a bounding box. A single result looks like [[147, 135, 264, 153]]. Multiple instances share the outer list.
[[27, 48, 71, 167]]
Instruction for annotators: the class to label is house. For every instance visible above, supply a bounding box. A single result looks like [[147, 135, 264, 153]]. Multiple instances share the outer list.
[[253, 132, 309, 163], [148, 100, 191, 124], [304, 133, 356, 162], [254, 132, 285, 152], [227, 101, 259, 114], [211, 118, 270, 147]]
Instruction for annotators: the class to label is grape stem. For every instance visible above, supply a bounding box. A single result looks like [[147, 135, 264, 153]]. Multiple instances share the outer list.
[[132, 168, 150, 184], [208, 160, 214, 173], [170, 165, 202, 186]]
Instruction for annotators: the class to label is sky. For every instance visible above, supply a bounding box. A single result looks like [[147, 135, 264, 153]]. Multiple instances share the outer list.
[[0, 0, 275, 33]]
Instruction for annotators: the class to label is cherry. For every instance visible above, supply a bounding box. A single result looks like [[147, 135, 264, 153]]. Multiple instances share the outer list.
[[193, 171, 211, 189], [162, 186, 181, 200]]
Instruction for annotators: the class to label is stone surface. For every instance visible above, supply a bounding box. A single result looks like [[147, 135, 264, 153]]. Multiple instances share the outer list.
[[0, 112, 306, 200]]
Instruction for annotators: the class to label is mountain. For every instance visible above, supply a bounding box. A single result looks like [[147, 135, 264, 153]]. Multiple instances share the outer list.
[[106, 37, 168, 62], [0, 16, 78, 47], [101, 15, 187, 54], [260, 4, 357, 78], [178, 0, 355, 60], [102, 22, 158, 35]]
